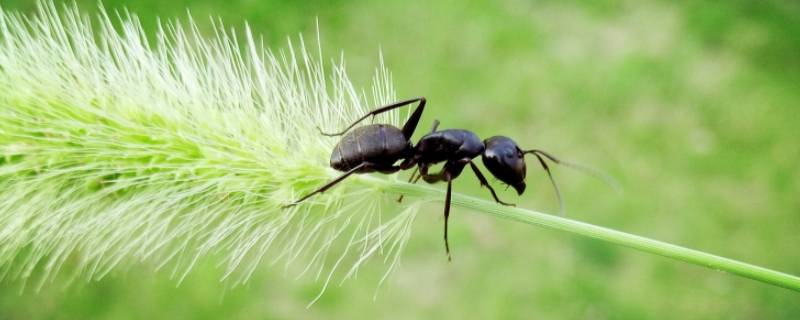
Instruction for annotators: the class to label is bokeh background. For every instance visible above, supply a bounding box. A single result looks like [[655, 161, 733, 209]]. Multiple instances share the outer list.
[[1, 0, 799, 318]]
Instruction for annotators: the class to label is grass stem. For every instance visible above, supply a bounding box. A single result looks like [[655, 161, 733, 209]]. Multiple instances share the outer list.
[[370, 176, 800, 292]]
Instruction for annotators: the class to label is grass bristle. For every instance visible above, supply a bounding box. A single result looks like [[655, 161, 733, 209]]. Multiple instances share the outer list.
[[0, 1, 417, 295]]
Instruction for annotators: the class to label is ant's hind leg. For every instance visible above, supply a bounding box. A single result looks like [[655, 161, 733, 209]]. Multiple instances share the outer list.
[[401, 98, 427, 140], [283, 164, 366, 207], [469, 162, 515, 206], [284, 162, 400, 208], [318, 97, 426, 137]]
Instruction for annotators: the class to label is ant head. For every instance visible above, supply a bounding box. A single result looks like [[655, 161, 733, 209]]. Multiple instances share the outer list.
[[482, 136, 615, 216], [481, 136, 527, 195]]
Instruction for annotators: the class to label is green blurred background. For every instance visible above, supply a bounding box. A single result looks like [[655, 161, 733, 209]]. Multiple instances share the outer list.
[[1, 0, 799, 318]]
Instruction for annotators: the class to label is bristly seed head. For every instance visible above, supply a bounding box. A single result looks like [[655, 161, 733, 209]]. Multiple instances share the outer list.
[[0, 1, 418, 298]]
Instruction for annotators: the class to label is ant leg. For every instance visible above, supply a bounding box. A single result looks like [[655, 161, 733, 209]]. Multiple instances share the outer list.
[[408, 167, 420, 182], [283, 163, 368, 207], [420, 158, 467, 184], [397, 167, 421, 203], [318, 97, 426, 137], [420, 169, 447, 183], [429, 119, 440, 133], [468, 162, 515, 206], [411, 172, 423, 183], [419, 161, 459, 261], [401, 98, 427, 140], [443, 178, 453, 262], [418, 162, 444, 183], [284, 162, 400, 207]]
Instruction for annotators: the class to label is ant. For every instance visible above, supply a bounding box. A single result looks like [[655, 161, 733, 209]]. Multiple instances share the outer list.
[[286, 97, 599, 260]]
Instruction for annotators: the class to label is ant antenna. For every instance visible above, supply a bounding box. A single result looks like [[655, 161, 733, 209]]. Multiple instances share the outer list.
[[523, 150, 564, 215], [526, 149, 622, 194]]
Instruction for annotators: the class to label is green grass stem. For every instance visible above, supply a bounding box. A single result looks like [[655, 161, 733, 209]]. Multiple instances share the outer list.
[[369, 176, 800, 292]]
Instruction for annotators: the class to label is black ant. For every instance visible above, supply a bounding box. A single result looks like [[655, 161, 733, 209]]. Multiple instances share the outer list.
[[286, 97, 601, 260]]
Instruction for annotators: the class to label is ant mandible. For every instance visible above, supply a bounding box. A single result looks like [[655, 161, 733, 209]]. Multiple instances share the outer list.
[[286, 97, 578, 261]]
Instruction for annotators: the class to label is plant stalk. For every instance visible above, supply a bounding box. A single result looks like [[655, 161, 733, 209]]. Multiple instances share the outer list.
[[366, 176, 800, 292]]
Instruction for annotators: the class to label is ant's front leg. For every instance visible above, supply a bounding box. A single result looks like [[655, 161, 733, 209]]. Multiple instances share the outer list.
[[468, 162, 515, 206]]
